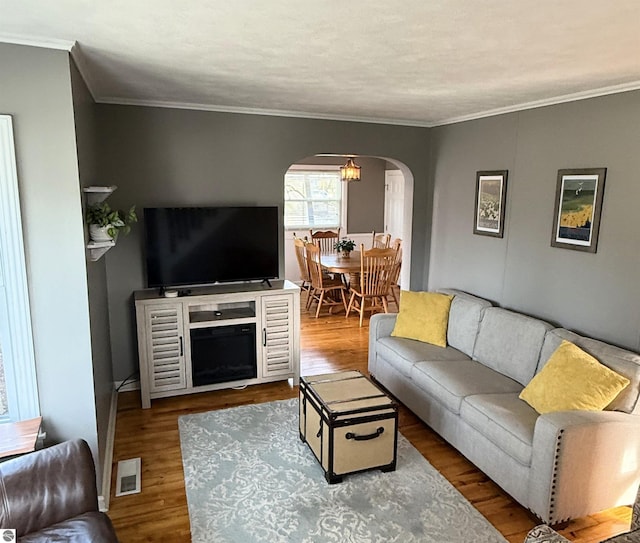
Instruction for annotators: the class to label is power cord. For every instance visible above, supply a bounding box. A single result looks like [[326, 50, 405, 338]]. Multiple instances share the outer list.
[[115, 371, 140, 393]]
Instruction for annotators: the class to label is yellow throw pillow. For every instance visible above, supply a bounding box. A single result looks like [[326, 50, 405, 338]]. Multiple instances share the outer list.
[[519, 340, 630, 414], [391, 291, 454, 347]]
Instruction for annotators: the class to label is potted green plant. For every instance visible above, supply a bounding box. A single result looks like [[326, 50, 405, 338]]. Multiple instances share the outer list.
[[86, 202, 137, 242], [334, 237, 356, 257]]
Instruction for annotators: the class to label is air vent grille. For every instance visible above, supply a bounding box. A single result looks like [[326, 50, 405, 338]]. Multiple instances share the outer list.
[[115, 457, 142, 497]]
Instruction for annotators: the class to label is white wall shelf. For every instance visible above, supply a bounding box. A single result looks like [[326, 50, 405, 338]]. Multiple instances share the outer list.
[[83, 185, 117, 205], [87, 240, 116, 262], [84, 185, 117, 261]]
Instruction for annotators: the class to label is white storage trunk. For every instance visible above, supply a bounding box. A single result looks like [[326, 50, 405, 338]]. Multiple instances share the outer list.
[[299, 370, 398, 483]]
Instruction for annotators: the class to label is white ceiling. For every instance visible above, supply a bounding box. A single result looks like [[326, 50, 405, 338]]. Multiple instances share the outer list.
[[1, 0, 639, 126]]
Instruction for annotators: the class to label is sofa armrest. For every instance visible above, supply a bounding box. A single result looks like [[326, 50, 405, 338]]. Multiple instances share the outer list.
[[369, 313, 397, 340], [368, 313, 398, 376], [529, 411, 640, 524], [0, 439, 99, 537], [524, 525, 571, 543]]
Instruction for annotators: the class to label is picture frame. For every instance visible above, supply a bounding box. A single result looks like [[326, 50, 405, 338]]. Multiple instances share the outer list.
[[550, 168, 606, 253], [473, 170, 508, 238]]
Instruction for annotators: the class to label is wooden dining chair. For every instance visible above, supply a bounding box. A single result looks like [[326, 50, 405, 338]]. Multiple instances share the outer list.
[[305, 243, 348, 318], [293, 236, 311, 297], [371, 231, 391, 249], [387, 241, 402, 310], [346, 244, 396, 327], [309, 228, 340, 254]]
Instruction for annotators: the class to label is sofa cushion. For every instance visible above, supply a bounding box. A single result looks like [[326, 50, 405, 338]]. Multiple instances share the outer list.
[[410, 360, 523, 414], [460, 393, 537, 466], [539, 328, 640, 415], [391, 291, 453, 347], [521, 340, 630, 415], [473, 308, 553, 386], [377, 336, 469, 378], [438, 289, 493, 357]]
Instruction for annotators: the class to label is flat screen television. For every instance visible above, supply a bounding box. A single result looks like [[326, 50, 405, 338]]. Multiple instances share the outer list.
[[143, 206, 279, 288]]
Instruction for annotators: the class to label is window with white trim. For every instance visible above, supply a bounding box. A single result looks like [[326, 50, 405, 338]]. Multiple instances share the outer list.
[[0, 115, 39, 423], [284, 166, 346, 230]]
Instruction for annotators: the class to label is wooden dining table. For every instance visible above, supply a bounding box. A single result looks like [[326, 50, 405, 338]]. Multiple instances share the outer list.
[[319, 251, 362, 274]]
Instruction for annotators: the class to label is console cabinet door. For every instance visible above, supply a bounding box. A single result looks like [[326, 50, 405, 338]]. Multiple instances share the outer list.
[[261, 294, 295, 377], [143, 303, 187, 393]]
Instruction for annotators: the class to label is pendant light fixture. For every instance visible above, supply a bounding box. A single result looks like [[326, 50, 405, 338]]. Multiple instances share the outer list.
[[340, 157, 361, 182]]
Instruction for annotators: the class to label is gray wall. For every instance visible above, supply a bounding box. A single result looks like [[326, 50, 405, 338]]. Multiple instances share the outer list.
[[294, 155, 386, 233], [0, 44, 100, 461], [95, 105, 431, 380], [429, 90, 640, 351], [345, 157, 386, 233], [70, 58, 112, 489]]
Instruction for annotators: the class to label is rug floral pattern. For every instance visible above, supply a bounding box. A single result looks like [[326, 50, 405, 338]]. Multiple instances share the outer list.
[[179, 398, 507, 543]]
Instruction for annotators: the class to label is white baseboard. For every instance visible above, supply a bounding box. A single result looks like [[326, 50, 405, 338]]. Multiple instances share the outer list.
[[99, 386, 118, 512], [98, 495, 107, 512], [115, 378, 140, 392]]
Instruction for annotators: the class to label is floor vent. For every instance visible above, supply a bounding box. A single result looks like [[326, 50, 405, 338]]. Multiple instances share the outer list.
[[115, 458, 141, 497]]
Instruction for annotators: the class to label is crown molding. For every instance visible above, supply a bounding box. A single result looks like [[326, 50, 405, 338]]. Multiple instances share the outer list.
[[2, 34, 638, 129], [94, 96, 435, 128], [434, 80, 640, 126], [94, 78, 640, 129], [69, 43, 99, 101], [0, 35, 100, 101], [0, 33, 74, 51]]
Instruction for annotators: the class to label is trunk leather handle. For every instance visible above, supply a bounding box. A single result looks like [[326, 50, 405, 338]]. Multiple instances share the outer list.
[[345, 427, 384, 441]]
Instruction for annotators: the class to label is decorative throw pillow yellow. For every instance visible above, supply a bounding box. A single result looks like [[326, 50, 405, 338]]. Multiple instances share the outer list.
[[519, 340, 630, 414], [391, 291, 454, 347]]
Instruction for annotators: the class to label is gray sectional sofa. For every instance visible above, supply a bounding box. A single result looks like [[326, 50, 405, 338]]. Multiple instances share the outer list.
[[368, 289, 640, 524]]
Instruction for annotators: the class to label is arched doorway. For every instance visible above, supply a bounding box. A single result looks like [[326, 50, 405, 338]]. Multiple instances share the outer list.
[[283, 154, 413, 290]]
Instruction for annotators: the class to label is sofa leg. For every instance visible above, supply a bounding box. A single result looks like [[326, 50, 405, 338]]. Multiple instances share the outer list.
[[523, 509, 567, 531]]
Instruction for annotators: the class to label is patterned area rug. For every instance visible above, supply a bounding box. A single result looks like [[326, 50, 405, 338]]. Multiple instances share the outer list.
[[178, 398, 507, 543]]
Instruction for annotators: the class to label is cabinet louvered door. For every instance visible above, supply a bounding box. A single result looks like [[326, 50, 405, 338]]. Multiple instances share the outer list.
[[261, 295, 294, 377], [145, 304, 186, 393]]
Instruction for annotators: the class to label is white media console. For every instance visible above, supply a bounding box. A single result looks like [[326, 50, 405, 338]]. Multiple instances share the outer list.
[[134, 279, 300, 408]]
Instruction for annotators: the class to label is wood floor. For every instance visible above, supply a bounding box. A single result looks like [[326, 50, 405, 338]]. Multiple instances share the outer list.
[[108, 299, 632, 543]]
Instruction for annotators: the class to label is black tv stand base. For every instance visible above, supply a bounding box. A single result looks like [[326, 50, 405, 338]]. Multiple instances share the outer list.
[[262, 278, 273, 288]]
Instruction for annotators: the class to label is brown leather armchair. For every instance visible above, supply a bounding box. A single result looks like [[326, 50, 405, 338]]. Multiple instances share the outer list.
[[0, 439, 119, 542]]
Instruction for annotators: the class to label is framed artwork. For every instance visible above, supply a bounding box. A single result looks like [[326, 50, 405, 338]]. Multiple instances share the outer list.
[[551, 168, 606, 253], [474, 170, 508, 238]]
